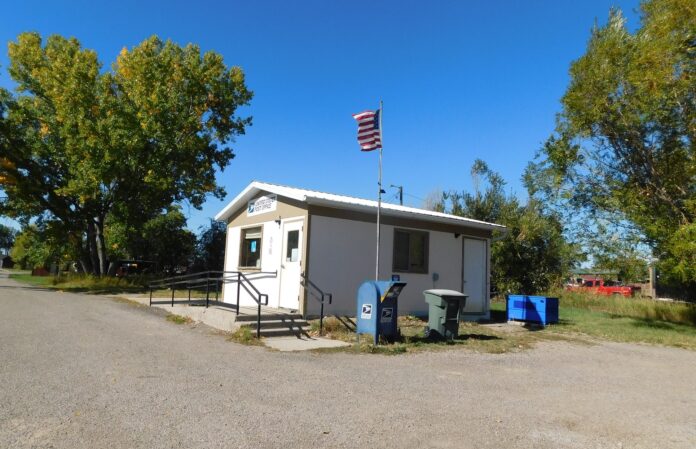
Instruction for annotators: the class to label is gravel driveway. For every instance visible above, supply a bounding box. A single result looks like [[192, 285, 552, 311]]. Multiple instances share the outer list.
[[1, 271, 694, 449]]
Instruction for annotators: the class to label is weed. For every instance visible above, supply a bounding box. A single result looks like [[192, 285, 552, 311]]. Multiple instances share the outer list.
[[166, 314, 193, 325], [227, 327, 264, 346]]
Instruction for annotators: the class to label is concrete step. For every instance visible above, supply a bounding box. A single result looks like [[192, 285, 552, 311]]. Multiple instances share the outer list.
[[235, 313, 303, 323], [256, 326, 311, 338], [242, 319, 309, 330]]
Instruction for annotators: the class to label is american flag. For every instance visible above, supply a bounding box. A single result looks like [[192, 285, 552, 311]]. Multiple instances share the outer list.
[[352, 109, 382, 151]]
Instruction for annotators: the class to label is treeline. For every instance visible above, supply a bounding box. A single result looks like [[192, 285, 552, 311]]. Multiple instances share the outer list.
[[9, 213, 226, 275]]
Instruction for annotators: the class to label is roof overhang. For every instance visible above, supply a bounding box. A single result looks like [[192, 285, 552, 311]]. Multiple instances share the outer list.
[[215, 181, 506, 232]]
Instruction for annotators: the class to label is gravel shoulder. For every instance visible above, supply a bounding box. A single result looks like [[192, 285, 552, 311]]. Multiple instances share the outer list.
[[1, 272, 695, 449]]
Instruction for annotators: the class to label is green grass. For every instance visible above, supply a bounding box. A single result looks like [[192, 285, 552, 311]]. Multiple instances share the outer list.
[[489, 293, 696, 350], [8, 273, 55, 287], [312, 293, 696, 354], [553, 290, 696, 326], [9, 273, 219, 299]]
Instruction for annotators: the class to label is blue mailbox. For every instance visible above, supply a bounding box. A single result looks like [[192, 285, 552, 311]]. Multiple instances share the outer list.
[[356, 280, 407, 344]]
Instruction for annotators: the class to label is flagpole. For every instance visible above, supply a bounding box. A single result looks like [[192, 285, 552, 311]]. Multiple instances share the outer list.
[[376, 100, 383, 280]]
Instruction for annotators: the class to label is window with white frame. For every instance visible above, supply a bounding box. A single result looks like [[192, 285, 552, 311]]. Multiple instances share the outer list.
[[239, 227, 262, 269]]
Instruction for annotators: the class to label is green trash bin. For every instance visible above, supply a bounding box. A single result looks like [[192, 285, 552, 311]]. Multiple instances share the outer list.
[[423, 289, 468, 340]]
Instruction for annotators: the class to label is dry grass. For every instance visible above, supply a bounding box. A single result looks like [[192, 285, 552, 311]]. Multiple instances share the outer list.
[[227, 326, 264, 345], [165, 314, 193, 325], [309, 315, 574, 355], [552, 290, 696, 326]]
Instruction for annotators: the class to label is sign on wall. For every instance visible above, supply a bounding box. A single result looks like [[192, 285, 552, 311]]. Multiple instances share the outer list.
[[247, 194, 277, 217]]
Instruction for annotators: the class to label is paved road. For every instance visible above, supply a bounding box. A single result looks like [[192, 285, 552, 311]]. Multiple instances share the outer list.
[[1, 272, 695, 449]]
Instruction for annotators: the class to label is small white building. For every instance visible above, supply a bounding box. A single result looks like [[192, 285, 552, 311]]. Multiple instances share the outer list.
[[214, 181, 505, 319]]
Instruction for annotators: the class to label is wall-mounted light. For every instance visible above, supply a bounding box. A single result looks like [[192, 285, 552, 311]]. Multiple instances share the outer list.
[[454, 233, 461, 239], [275, 216, 281, 226]]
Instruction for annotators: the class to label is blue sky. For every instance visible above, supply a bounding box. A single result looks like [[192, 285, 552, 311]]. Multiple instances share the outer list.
[[0, 0, 641, 232]]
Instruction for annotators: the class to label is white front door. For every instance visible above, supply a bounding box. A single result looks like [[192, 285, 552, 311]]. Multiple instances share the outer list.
[[278, 219, 303, 310], [461, 238, 487, 314]]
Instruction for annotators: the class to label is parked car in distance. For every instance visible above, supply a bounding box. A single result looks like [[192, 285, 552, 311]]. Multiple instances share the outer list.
[[566, 278, 636, 297]]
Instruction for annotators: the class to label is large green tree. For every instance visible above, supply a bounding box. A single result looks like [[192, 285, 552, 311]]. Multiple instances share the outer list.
[[0, 33, 252, 275], [436, 160, 581, 295], [528, 0, 695, 294]]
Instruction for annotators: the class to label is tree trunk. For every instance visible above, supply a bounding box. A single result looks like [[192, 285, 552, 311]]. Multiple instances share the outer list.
[[87, 221, 99, 275], [93, 215, 108, 276]]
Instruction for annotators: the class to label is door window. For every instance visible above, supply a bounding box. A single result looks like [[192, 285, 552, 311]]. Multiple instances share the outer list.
[[286, 230, 299, 262]]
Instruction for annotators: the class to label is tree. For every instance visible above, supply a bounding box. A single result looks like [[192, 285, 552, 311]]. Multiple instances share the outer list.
[[191, 220, 227, 272], [0, 33, 252, 275], [528, 0, 695, 294], [10, 224, 73, 269], [139, 207, 196, 273], [440, 160, 581, 294], [0, 223, 17, 254]]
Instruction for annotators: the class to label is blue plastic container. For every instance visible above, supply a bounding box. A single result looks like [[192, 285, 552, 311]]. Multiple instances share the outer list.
[[506, 295, 559, 326]]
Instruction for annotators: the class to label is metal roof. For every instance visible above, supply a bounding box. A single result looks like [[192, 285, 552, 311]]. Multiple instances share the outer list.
[[214, 181, 505, 231]]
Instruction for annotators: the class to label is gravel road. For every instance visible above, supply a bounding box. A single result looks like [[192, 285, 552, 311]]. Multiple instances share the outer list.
[[1, 271, 695, 449]]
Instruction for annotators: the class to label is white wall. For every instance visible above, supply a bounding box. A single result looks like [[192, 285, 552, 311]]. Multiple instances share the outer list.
[[223, 219, 284, 308], [306, 215, 467, 317]]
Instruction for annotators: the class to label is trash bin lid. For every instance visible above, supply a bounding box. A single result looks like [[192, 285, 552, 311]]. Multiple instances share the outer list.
[[423, 289, 467, 297]]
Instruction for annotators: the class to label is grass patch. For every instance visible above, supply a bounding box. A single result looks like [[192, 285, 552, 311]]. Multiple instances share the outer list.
[[8, 273, 55, 287], [10, 273, 150, 294], [309, 315, 571, 355], [552, 290, 696, 326], [10, 272, 220, 300], [314, 293, 696, 354], [166, 314, 193, 325], [490, 295, 696, 350], [227, 326, 264, 346]]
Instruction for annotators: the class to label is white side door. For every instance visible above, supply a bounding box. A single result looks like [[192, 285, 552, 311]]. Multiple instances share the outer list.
[[278, 219, 303, 310], [461, 238, 487, 314]]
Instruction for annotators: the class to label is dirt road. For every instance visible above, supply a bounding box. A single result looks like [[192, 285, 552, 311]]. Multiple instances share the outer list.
[[1, 272, 694, 448]]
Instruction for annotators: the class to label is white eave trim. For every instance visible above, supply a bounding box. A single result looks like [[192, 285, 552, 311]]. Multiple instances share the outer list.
[[214, 181, 506, 232]]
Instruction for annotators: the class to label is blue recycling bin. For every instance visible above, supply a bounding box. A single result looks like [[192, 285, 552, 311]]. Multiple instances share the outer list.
[[356, 280, 407, 345], [506, 295, 559, 326]]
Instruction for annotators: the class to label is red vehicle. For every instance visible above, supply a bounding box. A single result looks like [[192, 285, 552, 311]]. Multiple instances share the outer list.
[[566, 278, 635, 297]]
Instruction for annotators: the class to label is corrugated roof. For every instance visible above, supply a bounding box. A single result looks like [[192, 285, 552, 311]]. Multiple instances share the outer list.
[[215, 181, 505, 231]]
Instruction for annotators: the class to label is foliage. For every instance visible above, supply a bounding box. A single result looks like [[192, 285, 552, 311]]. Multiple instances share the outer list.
[[9, 224, 73, 269], [437, 160, 581, 294], [191, 220, 227, 272], [0, 33, 252, 275], [527, 0, 695, 293], [0, 223, 17, 253], [139, 207, 196, 272]]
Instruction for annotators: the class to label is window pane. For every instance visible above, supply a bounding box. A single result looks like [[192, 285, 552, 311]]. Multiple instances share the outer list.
[[286, 230, 299, 261], [240, 227, 262, 268], [393, 230, 410, 271], [392, 229, 428, 273], [410, 232, 427, 272]]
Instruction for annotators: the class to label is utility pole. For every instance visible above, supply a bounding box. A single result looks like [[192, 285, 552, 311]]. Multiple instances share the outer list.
[[390, 185, 403, 206]]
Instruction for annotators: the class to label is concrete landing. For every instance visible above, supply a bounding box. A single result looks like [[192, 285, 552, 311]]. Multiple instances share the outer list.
[[264, 335, 351, 352]]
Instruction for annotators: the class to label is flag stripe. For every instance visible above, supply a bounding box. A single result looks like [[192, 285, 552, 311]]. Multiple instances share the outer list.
[[352, 108, 381, 151]]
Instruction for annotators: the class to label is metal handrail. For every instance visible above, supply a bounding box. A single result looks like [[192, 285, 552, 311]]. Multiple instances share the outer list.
[[147, 270, 276, 338], [300, 272, 332, 336]]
